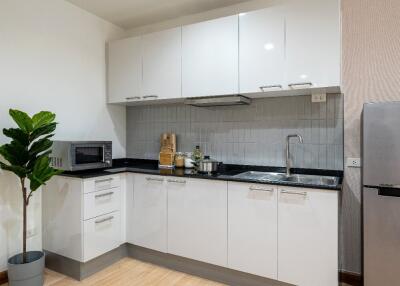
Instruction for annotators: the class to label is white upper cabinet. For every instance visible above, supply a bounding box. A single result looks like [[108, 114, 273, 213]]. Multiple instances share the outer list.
[[284, 0, 340, 89], [142, 27, 182, 100], [182, 15, 239, 98], [239, 7, 286, 94], [107, 0, 341, 104], [228, 182, 278, 279], [278, 187, 338, 286], [108, 36, 142, 103]]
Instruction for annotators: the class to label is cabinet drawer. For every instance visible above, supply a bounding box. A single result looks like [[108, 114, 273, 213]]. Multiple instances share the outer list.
[[83, 175, 120, 194], [83, 211, 121, 262], [83, 187, 121, 220]]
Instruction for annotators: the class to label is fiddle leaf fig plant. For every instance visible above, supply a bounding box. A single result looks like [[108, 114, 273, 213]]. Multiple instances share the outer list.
[[0, 109, 62, 263]]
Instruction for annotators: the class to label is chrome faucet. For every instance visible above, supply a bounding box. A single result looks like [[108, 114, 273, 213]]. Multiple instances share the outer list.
[[286, 134, 303, 176]]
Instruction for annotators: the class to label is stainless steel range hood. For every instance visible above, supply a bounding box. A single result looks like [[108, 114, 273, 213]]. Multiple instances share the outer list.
[[184, 95, 251, 107]]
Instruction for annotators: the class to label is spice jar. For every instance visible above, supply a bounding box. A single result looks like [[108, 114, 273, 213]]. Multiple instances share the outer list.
[[175, 152, 185, 168]]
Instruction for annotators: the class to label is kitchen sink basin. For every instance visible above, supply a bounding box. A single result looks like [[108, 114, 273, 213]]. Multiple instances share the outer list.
[[232, 171, 287, 182], [280, 174, 339, 186], [232, 171, 339, 187]]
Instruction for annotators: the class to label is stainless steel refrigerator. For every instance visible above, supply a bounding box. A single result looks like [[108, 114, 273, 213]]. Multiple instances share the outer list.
[[363, 101, 400, 286]]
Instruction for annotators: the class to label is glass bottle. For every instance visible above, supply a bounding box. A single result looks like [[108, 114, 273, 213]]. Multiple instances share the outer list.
[[192, 145, 203, 165]]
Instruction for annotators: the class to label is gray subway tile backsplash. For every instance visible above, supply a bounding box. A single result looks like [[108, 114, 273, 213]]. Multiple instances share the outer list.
[[127, 94, 344, 170]]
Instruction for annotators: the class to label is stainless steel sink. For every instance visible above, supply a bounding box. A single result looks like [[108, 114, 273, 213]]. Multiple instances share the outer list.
[[232, 171, 339, 187], [232, 171, 287, 182], [280, 174, 339, 186]]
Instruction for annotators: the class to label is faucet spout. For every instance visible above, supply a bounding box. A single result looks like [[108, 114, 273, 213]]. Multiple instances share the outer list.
[[286, 134, 303, 177]]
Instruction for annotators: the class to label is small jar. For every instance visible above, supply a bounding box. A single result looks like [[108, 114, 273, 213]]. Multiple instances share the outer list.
[[175, 152, 185, 168], [184, 152, 195, 168]]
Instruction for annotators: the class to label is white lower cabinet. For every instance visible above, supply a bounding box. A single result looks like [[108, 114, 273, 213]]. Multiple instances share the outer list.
[[227, 182, 278, 279], [45, 172, 339, 285], [83, 211, 121, 262], [167, 178, 228, 267], [130, 174, 168, 252], [42, 174, 123, 263], [278, 186, 338, 286]]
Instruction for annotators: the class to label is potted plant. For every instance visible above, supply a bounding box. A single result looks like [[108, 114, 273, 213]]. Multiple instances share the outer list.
[[0, 109, 62, 286]]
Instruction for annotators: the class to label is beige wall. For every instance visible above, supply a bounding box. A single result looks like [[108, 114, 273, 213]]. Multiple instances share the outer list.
[[341, 0, 400, 273]]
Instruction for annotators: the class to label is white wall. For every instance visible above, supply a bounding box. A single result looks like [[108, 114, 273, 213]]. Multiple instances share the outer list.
[[0, 0, 125, 271], [124, 0, 279, 37]]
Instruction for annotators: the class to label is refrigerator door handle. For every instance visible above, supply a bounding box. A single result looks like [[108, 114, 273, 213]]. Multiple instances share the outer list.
[[377, 185, 400, 197]]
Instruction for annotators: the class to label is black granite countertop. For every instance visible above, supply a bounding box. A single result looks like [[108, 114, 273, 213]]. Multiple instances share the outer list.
[[59, 158, 343, 191]]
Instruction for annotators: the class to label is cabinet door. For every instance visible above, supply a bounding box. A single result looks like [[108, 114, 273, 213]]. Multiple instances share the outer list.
[[239, 7, 285, 94], [228, 182, 278, 279], [167, 178, 228, 266], [142, 27, 181, 100], [83, 211, 121, 262], [131, 174, 167, 252], [108, 36, 142, 103], [182, 15, 239, 98], [278, 187, 338, 286], [285, 0, 340, 88]]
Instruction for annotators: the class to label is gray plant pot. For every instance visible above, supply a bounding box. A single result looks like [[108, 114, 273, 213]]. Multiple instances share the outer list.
[[7, 251, 44, 286]]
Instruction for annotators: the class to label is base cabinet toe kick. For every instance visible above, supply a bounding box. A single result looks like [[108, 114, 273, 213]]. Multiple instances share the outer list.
[[43, 173, 339, 286]]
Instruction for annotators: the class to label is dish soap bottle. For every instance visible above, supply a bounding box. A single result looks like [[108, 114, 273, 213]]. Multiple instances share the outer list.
[[192, 145, 203, 166]]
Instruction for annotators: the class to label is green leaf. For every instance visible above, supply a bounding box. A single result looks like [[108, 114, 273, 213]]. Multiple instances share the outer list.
[[30, 123, 56, 142], [9, 109, 33, 133], [3, 128, 29, 146], [32, 111, 56, 129], [28, 156, 62, 191], [29, 138, 53, 157], [0, 142, 29, 166], [26, 151, 52, 171], [0, 161, 28, 178]]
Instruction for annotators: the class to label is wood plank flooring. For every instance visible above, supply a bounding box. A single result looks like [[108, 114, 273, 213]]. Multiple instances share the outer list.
[[1, 258, 225, 286], [0, 257, 355, 286]]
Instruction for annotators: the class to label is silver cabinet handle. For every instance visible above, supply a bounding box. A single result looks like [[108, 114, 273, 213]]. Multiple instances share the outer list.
[[146, 177, 164, 182], [95, 178, 113, 183], [167, 179, 187, 184], [143, 95, 158, 99], [95, 216, 114, 224], [95, 192, 114, 199], [259, 85, 283, 92], [281, 190, 307, 196], [126, 96, 141, 100], [249, 186, 274, 192], [288, 82, 313, 88]]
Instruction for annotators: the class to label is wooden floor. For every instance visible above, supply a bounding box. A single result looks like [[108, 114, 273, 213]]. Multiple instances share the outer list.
[[1, 258, 354, 286], [2, 258, 225, 286]]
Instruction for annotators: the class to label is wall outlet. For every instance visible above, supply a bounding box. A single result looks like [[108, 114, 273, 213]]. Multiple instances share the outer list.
[[311, 93, 326, 103], [346, 157, 361, 168]]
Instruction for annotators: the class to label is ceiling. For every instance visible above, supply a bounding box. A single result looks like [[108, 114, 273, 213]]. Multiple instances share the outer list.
[[66, 0, 252, 29]]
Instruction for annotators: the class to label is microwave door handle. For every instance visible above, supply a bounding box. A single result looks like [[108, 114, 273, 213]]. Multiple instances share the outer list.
[[102, 144, 106, 163]]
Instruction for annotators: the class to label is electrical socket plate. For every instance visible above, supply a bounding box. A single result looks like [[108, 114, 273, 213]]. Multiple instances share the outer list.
[[311, 93, 326, 103], [346, 158, 361, 168]]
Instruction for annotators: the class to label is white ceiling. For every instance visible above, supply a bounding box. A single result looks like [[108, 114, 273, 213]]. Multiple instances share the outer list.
[[66, 0, 252, 29]]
